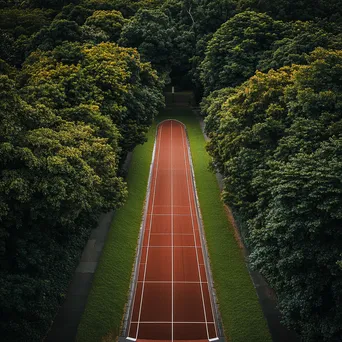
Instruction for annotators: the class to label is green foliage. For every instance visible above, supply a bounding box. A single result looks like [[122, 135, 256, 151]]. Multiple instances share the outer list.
[[120, 8, 175, 73], [0, 7, 53, 65], [237, 0, 342, 22], [200, 11, 286, 94], [26, 0, 80, 10], [0, 2, 165, 340], [251, 141, 342, 341], [204, 48, 342, 341], [162, 0, 237, 88], [56, 4, 93, 25], [0, 74, 127, 341], [29, 19, 83, 52], [20, 42, 164, 159], [258, 21, 342, 71], [83, 10, 127, 42], [0, 8, 52, 37], [82, 0, 162, 17]]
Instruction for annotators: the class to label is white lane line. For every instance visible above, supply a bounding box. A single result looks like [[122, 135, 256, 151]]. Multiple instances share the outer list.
[[150, 233, 194, 236], [171, 120, 174, 342], [153, 205, 190, 207], [181, 123, 210, 340], [158, 168, 192, 171], [137, 281, 208, 284], [141, 246, 201, 248], [185, 126, 219, 338], [131, 321, 215, 324], [135, 125, 164, 339], [148, 214, 191, 216]]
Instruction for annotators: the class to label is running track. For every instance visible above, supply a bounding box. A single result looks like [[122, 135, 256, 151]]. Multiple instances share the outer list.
[[127, 120, 218, 341]]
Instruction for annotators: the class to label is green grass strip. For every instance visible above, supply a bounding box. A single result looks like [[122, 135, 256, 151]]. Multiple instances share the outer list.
[[76, 125, 156, 342], [158, 108, 271, 342]]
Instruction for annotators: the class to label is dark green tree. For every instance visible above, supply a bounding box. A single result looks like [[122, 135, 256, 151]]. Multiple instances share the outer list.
[[237, 0, 342, 22], [200, 11, 286, 94], [204, 48, 342, 340], [0, 74, 127, 341], [119, 8, 175, 75], [258, 21, 342, 71], [29, 19, 83, 52]]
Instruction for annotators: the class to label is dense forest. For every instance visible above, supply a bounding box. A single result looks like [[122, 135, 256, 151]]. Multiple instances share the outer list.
[[0, 0, 341, 341]]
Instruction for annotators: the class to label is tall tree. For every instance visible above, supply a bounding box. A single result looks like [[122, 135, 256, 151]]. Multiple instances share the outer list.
[[83, 10, 127, 42], [204, 48, 342, 340], [200, 11, 286, 94], [119, 8, 175, 75], [0, 75, 127, 340], [20, 42, 164, 160]]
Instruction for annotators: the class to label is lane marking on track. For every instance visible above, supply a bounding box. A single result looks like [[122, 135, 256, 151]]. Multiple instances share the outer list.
[[184, 124, 220, 339], [128, 121, 220, 341], [135, 125, 164, 339], [143, 246, 202, 249], [181, 124, 210, 340], [142, 246, 202, 248], [149, 233, 194, 236], [158, 168, 192, 171], [153, 205, 190, 207], [137, 281, 208, 284], [147, 214, 191, 216], [131, 321, 215, 324], [171, 120, 174, 342]]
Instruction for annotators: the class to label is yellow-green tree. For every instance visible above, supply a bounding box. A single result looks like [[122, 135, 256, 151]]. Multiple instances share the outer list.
[[21, 42, 164, 160]]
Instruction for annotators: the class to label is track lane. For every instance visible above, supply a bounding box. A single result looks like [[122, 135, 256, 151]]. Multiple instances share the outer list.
[[127, 120, 218, 341]]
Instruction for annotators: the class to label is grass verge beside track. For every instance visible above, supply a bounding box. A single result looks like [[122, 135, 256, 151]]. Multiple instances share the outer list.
[[158, 107, 272, 342], [76, 126, 156, 342]]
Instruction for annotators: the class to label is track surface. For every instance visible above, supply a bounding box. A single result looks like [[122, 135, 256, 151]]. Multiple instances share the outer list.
[[127, 120, 218, 341]]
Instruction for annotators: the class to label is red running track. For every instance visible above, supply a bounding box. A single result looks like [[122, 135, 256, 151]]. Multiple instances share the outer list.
[[127, 120, 218, 341]]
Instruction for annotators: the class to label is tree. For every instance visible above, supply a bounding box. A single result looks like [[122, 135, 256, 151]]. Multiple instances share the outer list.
[[251, 142, 342, 341], [20, 42, 164, 160], [237, 0, 342, 22], [258, 21, 342, 71], [0, 7, 53, 66], [83, 10, 127, 42], [0, 75, 127, 340], [119, 8, 175, 74], [82, 0, 162, 17], [162, 0, 237, 89], [204, 48, 342, 340], [55, 3, 93, 25], [200, 11, 286, 94], [29, 19, 83, 52]]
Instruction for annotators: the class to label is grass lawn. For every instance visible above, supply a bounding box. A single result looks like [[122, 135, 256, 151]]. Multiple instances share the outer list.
[[77, 105, 271, 342]]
